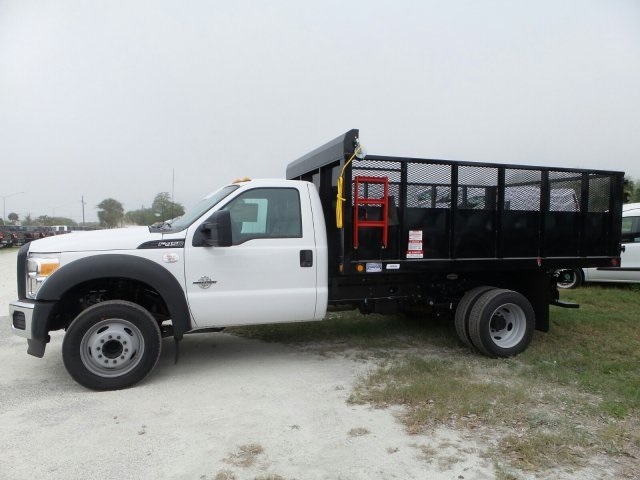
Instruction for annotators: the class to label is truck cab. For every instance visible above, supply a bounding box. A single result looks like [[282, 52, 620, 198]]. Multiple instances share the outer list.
[[10, 179, 327, 390], [180, 179, 328, 327]]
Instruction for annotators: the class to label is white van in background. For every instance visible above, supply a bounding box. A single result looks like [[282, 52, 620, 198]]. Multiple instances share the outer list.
[[558, 203, 640, 288]]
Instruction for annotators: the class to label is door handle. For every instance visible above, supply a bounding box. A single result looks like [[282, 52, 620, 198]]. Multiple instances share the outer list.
[[300, 250, 313, 267]]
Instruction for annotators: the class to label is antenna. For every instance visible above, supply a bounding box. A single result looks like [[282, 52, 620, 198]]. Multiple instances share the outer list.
[[171, 168, 175, 219]]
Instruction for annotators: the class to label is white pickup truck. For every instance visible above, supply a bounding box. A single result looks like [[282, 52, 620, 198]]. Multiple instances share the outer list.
[[9, 130, 624, 390]]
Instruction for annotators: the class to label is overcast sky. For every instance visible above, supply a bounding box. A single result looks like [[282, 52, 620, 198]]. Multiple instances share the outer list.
[[1, 0, 639, 223]]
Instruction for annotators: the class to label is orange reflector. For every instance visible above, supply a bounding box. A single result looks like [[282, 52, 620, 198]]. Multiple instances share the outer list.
[[356, 264, 365, 272], [232, 177, 252, 184], [40, 262, 59, 276]]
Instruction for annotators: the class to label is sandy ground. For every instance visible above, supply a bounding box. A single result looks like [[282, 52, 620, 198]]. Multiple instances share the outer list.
[[0, 247, 499, 480]]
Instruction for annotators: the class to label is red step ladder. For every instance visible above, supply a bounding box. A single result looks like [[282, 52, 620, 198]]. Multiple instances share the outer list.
[[353, 176, 389, 249]]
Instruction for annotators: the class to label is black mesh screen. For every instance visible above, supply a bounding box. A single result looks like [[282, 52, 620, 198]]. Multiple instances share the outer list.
[[351, 159, 401, 206], [457, 166, 498, 211], [407, 185, 452, 208], [405, 163, 451, 208], [500, 169, 543, 257], [588, 175, 611, 213], [549, 171, 581, 212], [352, 159, 401, 181], [407, 163, 451, 184], [504, 169, 542, 211]]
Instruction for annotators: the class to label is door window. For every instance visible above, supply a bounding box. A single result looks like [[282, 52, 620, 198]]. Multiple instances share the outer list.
[[621, 216, 640, 243], [223, 188, 302, 245]]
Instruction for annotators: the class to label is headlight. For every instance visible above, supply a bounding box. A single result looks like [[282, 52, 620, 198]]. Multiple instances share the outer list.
[[26, 254, 61, 299]]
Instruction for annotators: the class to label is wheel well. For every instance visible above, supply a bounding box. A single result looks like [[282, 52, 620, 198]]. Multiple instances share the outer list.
[[51, 277, 170, 331]]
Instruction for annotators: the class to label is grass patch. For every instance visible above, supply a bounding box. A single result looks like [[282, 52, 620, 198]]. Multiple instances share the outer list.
[[523, 285, 640, 414], [349, 355, 528, 430], [229, 285, 640, 476], [223, 443, 264, 468], [214, 471, 236, 480], [497, 428, 591, 470]]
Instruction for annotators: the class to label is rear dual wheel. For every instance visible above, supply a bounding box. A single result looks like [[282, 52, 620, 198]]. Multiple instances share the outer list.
[[454, 286, 493, 351], [455, 288, 535, 357]]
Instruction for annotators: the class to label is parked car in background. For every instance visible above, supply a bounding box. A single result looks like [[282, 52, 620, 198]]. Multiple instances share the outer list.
[[0, 226, 67, 247], [8, 227, 26, 247], [557, 203, 640, 288], [0, 226, 18, 248]]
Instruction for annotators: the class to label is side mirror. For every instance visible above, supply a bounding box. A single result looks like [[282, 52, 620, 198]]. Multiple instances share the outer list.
[[201, 210, 232, 247]]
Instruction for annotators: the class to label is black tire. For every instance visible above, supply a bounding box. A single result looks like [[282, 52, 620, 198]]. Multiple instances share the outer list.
[[454, 286, 494, 351], [468, 289, 535, 357], [556, 269, 584, 289], [62, 300, 162, 390]]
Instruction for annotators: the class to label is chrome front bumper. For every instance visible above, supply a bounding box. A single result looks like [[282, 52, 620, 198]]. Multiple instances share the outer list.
[[9, 300, 34, 338], [9, 300, 47, 357]]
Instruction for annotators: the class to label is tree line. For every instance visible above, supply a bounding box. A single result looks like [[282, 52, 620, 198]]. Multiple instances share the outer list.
[[623, 177, 640, 204], [1, 192, 185, 229], [98, 192, 185, 228]]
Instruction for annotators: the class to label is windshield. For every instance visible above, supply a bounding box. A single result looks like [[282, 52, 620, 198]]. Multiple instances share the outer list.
[[150, 184, 239, 232]]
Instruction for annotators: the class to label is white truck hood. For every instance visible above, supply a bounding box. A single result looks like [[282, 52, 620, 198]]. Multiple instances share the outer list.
[[27, 227, 173, 253]]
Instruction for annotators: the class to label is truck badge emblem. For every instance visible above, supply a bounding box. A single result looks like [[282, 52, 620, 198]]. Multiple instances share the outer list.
[[193, 276, 216, 289]]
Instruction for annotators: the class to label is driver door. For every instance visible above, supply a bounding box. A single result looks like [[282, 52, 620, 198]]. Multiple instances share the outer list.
[[183, 185, 320, 327]]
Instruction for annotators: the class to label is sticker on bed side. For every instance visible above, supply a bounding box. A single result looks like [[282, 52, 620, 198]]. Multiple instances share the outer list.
[[366, 262, 383, 273], [386, 264, 400, 270]]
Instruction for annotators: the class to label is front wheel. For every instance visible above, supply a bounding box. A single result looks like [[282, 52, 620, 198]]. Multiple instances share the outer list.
[[468, 289, 535, 357], [62, 300, 162, 390]]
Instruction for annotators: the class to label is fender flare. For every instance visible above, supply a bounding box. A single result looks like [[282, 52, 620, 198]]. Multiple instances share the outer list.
[[37, 254, 192, 340]]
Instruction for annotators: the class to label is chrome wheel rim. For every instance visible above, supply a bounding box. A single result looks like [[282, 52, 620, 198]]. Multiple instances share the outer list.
[[80, 318, 144, 378], [488, 303, 527, 348]]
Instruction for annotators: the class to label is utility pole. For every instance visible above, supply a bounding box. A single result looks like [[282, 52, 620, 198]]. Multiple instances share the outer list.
[[81, 196, 86, 227], [1, 191, 24, 224]]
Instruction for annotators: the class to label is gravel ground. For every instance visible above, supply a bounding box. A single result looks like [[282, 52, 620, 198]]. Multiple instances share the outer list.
[[0, 247, 495, 480]]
